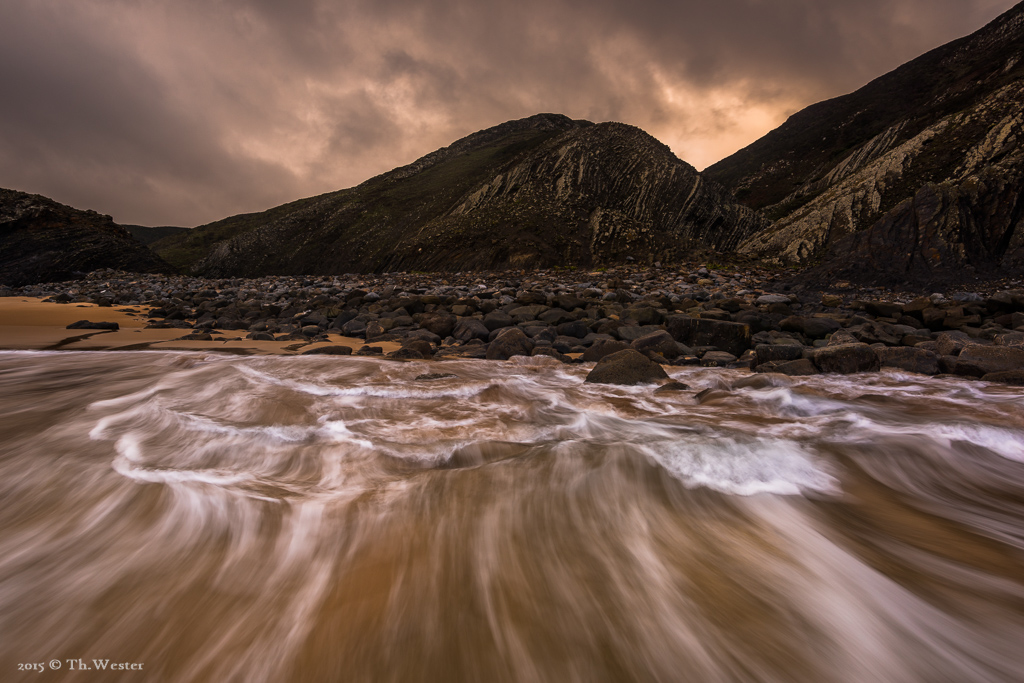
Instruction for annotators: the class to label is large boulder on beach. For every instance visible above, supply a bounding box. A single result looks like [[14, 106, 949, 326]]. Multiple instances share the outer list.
[[877, 346, 939, 375], [775, 359, 819, 376], [954, 345, 1024, 377], [301, 345, 353, 355], [810, 343, 880, 374], [581, 339, 629, 362], [452, 318, 490, 342], [779, 315, 841, 339], [585, 349, 669, 385], [666, 317, 750, 356], [754, 344, 803, 366], [340, 318, 367, 336], [556, 320, 589, 339], [419, 313, 457, 338], [483, 310, 514, 331], [982, 370, 1024, 385], [485, 327, 534, 360], [630, 330, 680, 359]]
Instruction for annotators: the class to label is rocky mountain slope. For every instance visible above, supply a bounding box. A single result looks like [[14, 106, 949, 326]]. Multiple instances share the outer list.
[[153, 114, 766, 277], [0, 188, 173, 286], [705, 1, 1024, 285], [123, 224, 189, 245]]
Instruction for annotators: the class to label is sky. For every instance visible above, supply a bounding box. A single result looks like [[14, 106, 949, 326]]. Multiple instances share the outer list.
[[0, 0, 1018, 227]]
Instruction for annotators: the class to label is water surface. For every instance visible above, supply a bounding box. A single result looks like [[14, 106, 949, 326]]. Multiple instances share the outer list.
[[2, 351, 1023, 682]]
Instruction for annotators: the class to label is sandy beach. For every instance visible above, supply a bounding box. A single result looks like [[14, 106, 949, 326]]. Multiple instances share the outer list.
[[0, 297, 397, 355]]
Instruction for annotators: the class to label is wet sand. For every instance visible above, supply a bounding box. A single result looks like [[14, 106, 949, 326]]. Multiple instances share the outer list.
[[0, 298, 399, 355]]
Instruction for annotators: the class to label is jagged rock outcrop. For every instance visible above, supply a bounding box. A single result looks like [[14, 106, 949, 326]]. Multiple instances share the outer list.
[[154, 114, 766, 277], [0, 188, 174, 286], [706, 2, 1024, 283]]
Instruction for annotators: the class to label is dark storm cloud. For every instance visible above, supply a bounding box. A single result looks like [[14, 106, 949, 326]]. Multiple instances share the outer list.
[[0, 0, 1016, 226]]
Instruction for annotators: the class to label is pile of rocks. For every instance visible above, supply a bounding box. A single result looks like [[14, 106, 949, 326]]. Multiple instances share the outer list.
[[4, 266, 1023, 384]]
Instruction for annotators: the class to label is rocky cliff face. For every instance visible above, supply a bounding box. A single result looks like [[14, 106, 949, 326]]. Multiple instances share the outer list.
[[159, 114, 765, 277], [706, 2, 1024, 284], [0, 188, 173, 286]]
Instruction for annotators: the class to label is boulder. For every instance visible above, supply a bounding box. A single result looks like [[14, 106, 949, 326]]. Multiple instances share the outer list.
[[826, 329, 860, 346], [585, 349, 670, 385], [954, 345, 1024, 378], [363, 322, 387, 340], [554, 294, 585, 311], [756, 294, 791, 305], [754, 344, 804, 366], [509, 304, 549, 322], [654, 381, 691, 393], [864, 301, 903, 318], [700, 351, 738, 367], [301, 345, 353, 355], [483, 310, 514, 331], [405, 328, 442, 345], [775, 359, 819, 376], [452, 318, 490, 342], [485, 328, 534, 360], [581, 339, 630, 362], [556, 320, 590, 339], [936, 331, 971, 356], [877, 347, 939, 375], [981, 370, 1024, 385], [340, 318, 367, 336], [419, 313, 457, 338], [330, 310, 359, 329], [400, 339, 435, 358], [386, 347, 425, 360], [630, 330, 680, 359], [779, 316, 841, 339], [666, 316, 751, 356], [810, 343, 880, 374], [537, 308, 574, 326]]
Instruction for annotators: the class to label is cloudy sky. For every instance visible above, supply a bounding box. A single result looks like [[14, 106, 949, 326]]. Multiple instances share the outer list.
[[0, 0, 1017, 227]]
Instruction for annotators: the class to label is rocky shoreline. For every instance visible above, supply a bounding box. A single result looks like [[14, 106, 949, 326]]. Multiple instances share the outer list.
[[3, 265, 1023, 385]]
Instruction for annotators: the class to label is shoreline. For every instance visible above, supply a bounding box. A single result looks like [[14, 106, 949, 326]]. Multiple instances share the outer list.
[[1, 267, 1022, 384], [0, 297, 400, 356]]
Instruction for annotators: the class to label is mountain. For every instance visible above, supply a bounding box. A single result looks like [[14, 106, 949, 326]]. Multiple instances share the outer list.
[[705, 1, 1024, 285], [123, 224, 189, 245], [153, 113, 766, 276], [0, 188, 174, 287]]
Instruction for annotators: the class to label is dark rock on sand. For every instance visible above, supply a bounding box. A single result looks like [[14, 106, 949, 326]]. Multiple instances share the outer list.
[[581, 339, 630, 362], [954, 345, 1024, 377], [630, 330, 680, 359], [775, 359, 820, 376], [982, 370, 1024, 385], [301, 345, 353, 355], [585, 349, 670, 385], [387, 347, 425, 360], [877, 347, 939, 375], [485, 328, 534, 361], [667, 317, 751, 357], [810, 343, 881, 374], [701, 351, 738, 367], [754, 344, 804, 366], [452, 318, 490, 342], [66, 320, 119, 330]]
